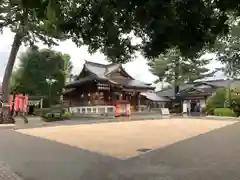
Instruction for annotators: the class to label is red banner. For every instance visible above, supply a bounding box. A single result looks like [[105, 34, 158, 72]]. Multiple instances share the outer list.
[[18, 94, 23, 111], [9, 95, 13, 112], [14, 95, 19, 112], [24, 95, 28, 113]]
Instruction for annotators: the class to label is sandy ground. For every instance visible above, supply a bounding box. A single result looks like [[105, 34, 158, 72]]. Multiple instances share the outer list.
[[17, 119, 237, 158]]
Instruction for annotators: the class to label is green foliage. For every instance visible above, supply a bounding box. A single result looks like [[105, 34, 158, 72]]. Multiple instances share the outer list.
[[230, 87, 240, 116], [2, 0, 240, 63], [42, 112, 63, 122], [206, 88, 227, 114], [34, 108, 51, 116], [62, 111, 73, 118], [3, 0, 240, 106], [39, 106, 67, 122], [148, 48, 214, 95], [205, 86, 240, 116], [1, 0, 65, 46], [11, 48, 72, 104], [213, 108, 236, 117], [148, 48, 213, 85], [211, 15, 240, 79], [15, 0, 230, 61]]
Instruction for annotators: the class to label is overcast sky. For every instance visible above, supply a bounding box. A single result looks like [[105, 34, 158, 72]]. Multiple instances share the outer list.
[[0, 28, 225, 90]]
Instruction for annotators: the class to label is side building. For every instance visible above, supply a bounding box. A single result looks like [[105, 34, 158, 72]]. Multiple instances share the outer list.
[[156, 79, 240, 114], [63, 61, 163, 114]]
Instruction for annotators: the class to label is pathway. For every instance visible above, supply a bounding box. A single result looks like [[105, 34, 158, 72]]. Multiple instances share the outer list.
[[0, 162, 22, 180]]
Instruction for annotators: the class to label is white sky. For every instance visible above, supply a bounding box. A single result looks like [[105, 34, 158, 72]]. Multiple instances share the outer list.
[[0, 28, 225, 91]]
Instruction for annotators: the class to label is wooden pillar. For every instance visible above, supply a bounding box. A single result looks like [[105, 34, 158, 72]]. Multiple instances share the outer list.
[[103, 91, 108, 105], [40, 98, 43, 109], [138, 92, 141, 111], [85, 93, 89, 105], [119, 92, 123, 100]]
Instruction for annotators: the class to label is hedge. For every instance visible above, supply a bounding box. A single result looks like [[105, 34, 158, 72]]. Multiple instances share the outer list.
[[213, 108, 236, 117], [34, 106, 72, 122], [205, 88, 226, 115]]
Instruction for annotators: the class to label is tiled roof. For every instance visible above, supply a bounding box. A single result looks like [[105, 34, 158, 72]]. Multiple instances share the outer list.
[[66, 61, 153, 89], [84, 61, 120, 77], [156, 79, 240, 97], [65, 76, 107, 88], [156, 84, 193, 97], [110, 78, 153, 89], [141, 92, 170, 102]]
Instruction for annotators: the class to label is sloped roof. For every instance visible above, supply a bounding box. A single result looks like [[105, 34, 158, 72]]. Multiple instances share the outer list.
[[110, 78, 153, 89], [141, 92, 170, 102], [67, 61, 154, 89], [204, 79, 240, 87], [83, 61, 128, 78], [65, 76, 108, 88], [156, 79, 240, 97], [156, 84, 193, 97]]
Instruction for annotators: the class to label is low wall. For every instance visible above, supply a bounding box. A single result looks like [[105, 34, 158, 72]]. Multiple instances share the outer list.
[[69, 105, 115, 116]]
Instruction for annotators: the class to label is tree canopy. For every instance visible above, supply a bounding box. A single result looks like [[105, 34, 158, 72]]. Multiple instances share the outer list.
[[212, 15, 240, 79], [1, 0, 237, 62], [148, 48, 213, 88], [11, 48, 72, 104]]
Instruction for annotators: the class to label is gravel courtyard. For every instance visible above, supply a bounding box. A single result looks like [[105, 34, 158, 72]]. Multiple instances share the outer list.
[[17, 119, 237, 158]]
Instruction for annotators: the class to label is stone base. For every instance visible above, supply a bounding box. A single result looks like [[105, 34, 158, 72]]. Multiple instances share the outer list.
[[0, 104, 15, 124]]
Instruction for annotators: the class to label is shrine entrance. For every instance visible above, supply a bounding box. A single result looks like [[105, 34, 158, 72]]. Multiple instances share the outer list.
[[190, 100, 201, 116], [28, 98, 43, 115]]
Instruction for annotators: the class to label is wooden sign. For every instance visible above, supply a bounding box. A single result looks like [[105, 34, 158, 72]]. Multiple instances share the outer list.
[[97, 83, 110, 90]]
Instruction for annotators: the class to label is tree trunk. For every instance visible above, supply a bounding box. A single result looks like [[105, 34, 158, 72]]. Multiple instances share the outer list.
[[174, 59, 180, 97], [0, 32, 22, 123], [174, 59, 181, 113]]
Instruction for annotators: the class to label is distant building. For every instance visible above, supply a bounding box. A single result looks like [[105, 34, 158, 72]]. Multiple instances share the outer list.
[[156, 79, 240, 114]]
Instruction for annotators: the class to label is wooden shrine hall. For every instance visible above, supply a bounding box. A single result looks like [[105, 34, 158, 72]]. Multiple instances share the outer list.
[[63, 61, 155, 115]]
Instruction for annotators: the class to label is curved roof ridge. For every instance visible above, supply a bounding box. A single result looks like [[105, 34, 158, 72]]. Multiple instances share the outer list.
[[84, 60, 117, 67], [84, 60, 107, 67]]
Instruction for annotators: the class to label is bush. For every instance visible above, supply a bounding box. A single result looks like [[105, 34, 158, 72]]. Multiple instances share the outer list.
[[206, 88, 227, 115], [213, 108, 236, 117], [231, 95, 240, 116], [41, 107, 66, 122], [61, 111, 73, 119], [34, 108, 51, 116], [42, 112, 63, 122], [34, 106, 65, 115]]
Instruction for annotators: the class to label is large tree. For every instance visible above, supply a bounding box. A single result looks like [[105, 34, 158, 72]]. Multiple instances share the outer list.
[[11, 48, 72, 105], [148, 48, 214, 94]]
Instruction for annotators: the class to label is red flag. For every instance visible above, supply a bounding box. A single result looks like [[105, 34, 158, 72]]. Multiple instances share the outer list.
[[14, 95, 19, 112], [24, 95, 28, 113], [18, 94, 23, 112], [9, 95, 13, 112]]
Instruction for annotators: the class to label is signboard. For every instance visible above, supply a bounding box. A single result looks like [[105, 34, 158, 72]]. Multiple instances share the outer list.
[[161, 108, 170, 116], [97, 83, 110, 90], [182, 102, 187, 113]]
